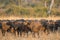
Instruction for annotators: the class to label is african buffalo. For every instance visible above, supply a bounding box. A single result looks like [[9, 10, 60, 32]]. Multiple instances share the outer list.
[[28, 21, 45, 37], [15, 20, 32, 36], [1, 21, 11, 36], [55, 20, 60, 32], [46, 20, 59, 33]]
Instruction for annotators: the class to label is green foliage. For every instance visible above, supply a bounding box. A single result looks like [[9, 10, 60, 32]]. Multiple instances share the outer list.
[[0, 0, 60, 17], [20, 8, 29, 15]]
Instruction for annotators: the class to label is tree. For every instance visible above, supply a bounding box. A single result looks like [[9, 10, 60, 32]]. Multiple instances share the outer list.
[[47, 0, 54, 16]]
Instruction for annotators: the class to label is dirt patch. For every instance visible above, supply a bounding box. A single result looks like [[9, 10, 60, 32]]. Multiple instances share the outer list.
[[0, 16, 60, 21]]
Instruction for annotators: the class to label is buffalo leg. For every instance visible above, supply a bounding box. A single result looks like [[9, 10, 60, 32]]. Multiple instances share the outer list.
[[32, 32, 35, 37], [37, 32, 40, 38], [2, 30, 5, 36], [26, 31, 29, 37], [20, 32, 22, 37]]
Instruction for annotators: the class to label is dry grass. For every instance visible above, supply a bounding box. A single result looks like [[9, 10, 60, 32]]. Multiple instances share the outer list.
[[0, 16, 60, 21], [0, 30, 60, 40]]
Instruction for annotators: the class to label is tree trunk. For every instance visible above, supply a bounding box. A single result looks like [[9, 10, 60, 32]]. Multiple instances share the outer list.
[[48, 0, 54, 17], [45, 1, 47, 8]]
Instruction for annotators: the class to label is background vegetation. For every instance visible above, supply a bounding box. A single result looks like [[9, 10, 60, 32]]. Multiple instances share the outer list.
[[0, 0, 60, 18]]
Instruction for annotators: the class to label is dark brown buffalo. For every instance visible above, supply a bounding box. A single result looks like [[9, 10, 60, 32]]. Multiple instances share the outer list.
[[55, 20, 60, 32], [0, 20, 2, 30], [13, 20, 32, 37], [40, 19, 58, 34], [46, 20, 56, 33], [39, 19, 49, 34], [6, 20, 16, 35]]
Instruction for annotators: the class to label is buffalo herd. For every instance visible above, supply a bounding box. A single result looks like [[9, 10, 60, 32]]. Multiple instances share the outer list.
[[0, 19, 60, 37]]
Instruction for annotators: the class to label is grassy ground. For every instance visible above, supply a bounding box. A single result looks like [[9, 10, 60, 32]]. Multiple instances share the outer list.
[[0, 30, 60, 40]]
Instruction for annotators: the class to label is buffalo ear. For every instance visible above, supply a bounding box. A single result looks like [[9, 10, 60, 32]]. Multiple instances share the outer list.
[[6, 23, 9, 25], [27, 22, 30, 25]]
